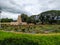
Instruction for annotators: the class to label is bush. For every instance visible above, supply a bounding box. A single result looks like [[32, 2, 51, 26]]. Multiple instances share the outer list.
[[0, 31, 60, 45]]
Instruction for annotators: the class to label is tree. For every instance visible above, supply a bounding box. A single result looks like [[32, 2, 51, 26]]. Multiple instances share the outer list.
[[30, 15, 39, 24], [38, 10, 60, 24], [26, 17, 31, 24], [1, 18, 13, 22], [21, 14, 28, 22], [39, 14, 45, 24]]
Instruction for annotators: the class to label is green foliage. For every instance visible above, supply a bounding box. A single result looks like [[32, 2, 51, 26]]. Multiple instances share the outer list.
[[39, 15, 45, 24], [38, 10, 60, 24], [21, 10, 60, 24], [1, 18, 13, 22], [21, 14, 28, 22], [30, 15, 39, 24], [26, 17, 31, 24], [0, 31, 60, 45]]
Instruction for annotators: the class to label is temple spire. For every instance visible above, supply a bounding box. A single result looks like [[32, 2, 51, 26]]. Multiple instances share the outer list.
[[17, 15, 22, 24]]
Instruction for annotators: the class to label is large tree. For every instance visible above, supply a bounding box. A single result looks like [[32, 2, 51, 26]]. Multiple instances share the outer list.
[[30, 15, 39, 24], [39, 14, 45, 24], [21, 14, 28, 22]]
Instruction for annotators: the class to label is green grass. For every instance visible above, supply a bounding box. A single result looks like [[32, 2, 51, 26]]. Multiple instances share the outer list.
[[0, 31, 60, 45]]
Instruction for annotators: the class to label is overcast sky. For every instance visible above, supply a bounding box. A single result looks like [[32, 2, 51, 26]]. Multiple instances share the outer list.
[[0, 0, 60, 20]]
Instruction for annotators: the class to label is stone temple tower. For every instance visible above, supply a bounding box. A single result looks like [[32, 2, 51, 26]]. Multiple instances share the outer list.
[[17, 15, 22, 24], [10, 15, 27, 25]]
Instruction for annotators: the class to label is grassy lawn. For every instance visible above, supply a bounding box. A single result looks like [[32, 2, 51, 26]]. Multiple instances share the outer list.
[[0, 31, 60, 45]]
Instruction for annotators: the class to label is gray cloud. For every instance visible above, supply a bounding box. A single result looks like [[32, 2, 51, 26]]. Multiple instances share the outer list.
[[0, 0, 60, 14], [0, 0, 60, 19], [0, 0, 31, 15]]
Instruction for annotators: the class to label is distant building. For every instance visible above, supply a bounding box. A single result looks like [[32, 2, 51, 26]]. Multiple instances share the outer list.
[[10, 15, 27, 25]]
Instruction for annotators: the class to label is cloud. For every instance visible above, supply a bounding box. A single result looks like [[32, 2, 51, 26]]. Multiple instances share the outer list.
[[1, 11, 19, 20], [0, 0, 30, 14], [0, 0, 60, 19]]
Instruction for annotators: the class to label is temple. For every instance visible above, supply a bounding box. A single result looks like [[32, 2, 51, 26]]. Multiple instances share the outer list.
[[10, 15, 27, 25]]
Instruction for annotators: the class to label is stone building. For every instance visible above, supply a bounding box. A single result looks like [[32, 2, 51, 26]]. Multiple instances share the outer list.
[[10, 15, 27, 25]]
